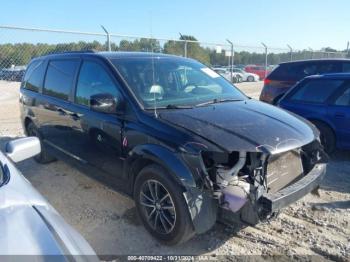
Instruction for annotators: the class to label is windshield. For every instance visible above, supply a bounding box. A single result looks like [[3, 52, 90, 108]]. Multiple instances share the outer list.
[[111, 57, 246, 109]]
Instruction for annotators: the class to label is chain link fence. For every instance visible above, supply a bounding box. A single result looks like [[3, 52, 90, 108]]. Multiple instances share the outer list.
[[0, 25, 348, 81]]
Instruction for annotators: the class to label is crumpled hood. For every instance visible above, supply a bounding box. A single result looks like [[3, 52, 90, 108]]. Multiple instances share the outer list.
[[159, 99, 318, 154]]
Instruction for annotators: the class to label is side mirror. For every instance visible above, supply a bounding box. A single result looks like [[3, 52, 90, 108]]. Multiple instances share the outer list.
[[5, 137, 41, 163], [90, 93, 123, 114]]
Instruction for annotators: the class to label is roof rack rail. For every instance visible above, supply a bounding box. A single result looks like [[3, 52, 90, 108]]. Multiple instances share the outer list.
[[48, 49, 98, 55]]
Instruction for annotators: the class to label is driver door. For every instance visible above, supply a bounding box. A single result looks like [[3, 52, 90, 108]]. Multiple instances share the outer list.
[[65, 58, 125, 181]]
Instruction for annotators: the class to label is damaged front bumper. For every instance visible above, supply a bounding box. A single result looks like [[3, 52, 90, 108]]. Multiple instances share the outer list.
[[260, 163, 326, 213], [219, 162, 326, 226]]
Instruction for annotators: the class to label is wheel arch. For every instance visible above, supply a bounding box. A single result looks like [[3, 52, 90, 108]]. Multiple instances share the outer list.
[[308, 118, 337, 141], [23, 116, 35, 135], [127, 144, 218, 235], [126, 144, 197, 195]]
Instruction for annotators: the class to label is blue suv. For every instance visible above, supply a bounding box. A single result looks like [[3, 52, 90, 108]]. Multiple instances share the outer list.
[[279, 73, 350, 153]]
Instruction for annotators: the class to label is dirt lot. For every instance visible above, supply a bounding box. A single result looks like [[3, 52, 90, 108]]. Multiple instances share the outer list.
[[0, 80, 349, 260]]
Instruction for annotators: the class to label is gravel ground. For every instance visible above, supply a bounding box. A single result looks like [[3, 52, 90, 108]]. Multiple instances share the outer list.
[[0, 80, 349, 260]]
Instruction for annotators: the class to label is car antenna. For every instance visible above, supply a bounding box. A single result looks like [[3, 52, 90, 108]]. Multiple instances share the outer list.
[[150, 10, 158, 118]]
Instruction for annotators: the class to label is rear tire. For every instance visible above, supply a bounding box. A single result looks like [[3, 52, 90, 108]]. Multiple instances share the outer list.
[[26, 122, 56, 164], [134, 164, 195, 245], [311, 121, 336, 154], [247, 76, 254, 82]]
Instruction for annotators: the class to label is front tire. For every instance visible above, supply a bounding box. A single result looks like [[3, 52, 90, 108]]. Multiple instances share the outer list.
[[134, 164, 195, 245], [26, 122, 56, 164]]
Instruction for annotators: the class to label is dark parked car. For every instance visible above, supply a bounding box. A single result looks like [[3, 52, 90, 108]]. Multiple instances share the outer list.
[[260, 59, 350, 104], [279, 73, 350, 153], [20, 51, 327, 245], [0, 67, 26, 81]]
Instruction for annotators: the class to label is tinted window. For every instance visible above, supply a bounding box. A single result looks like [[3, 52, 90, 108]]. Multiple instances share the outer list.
[[268, 64, 305, 80], [334, 82, 350, 106], [269, 62, 342, 81], [290, 79, 344, 104], [44, 60, 79, 100], [75, 61, 119, 106], [23, 60, 46, 92], [282, 63, 318, 80], [317, 62, 341, 74]]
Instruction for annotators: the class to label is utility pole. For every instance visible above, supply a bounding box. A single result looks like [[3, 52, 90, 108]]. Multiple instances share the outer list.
[[261, 42, 268, 79], [226, 39, 234, 83], [179, 33, 187, 57], [308, 47, 314, 59], [287, 44, 293, 61], [101, 25, 111, 52]]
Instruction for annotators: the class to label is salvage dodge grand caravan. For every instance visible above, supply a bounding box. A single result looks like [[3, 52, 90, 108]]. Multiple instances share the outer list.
[[20, 51, 327, 245]]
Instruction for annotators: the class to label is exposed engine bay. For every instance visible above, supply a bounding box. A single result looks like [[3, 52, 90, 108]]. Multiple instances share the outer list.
[[200, 139, 328, 225]]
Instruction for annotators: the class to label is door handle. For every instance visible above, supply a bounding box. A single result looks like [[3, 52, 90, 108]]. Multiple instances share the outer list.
[[57, 108, 67, 116], [70, 113, 80, 121]]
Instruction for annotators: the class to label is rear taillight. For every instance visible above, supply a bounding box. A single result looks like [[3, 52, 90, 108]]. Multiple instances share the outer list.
[[264, 78, 271, 85]]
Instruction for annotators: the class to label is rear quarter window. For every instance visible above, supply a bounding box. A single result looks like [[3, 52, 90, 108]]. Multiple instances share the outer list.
[[23, 60, 46, 92], [43, 59, 79, 100], [289, 79, 344, 104]]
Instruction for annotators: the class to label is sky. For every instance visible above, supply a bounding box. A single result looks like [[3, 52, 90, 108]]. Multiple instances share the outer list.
[[0, 0, 349, 51]]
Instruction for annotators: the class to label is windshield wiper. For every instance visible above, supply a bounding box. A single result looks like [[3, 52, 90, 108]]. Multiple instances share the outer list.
[[165, 104, 194, 109], [195, 98, 243, 107]]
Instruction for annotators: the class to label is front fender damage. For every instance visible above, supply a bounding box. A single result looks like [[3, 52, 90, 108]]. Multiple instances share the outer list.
[[183, 187, 218, 234]]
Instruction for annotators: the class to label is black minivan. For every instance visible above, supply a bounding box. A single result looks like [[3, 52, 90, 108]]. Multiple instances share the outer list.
[[20, 51, 327, 245], [260, 59, 350, 104]]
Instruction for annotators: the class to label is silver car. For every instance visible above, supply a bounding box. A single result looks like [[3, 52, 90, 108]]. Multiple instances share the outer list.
[[212, 68, 243, 83], [0, 137, 97, 259]]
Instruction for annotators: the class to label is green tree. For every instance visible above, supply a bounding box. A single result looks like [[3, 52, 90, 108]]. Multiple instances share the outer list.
[[164, 35, 210, 64]]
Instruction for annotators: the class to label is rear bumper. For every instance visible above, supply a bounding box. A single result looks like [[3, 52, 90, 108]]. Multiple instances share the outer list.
[[260, 163, 326, 213]]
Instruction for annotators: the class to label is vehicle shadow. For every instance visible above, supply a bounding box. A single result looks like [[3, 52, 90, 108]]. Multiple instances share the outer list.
[[310, 200, 350, 210]]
